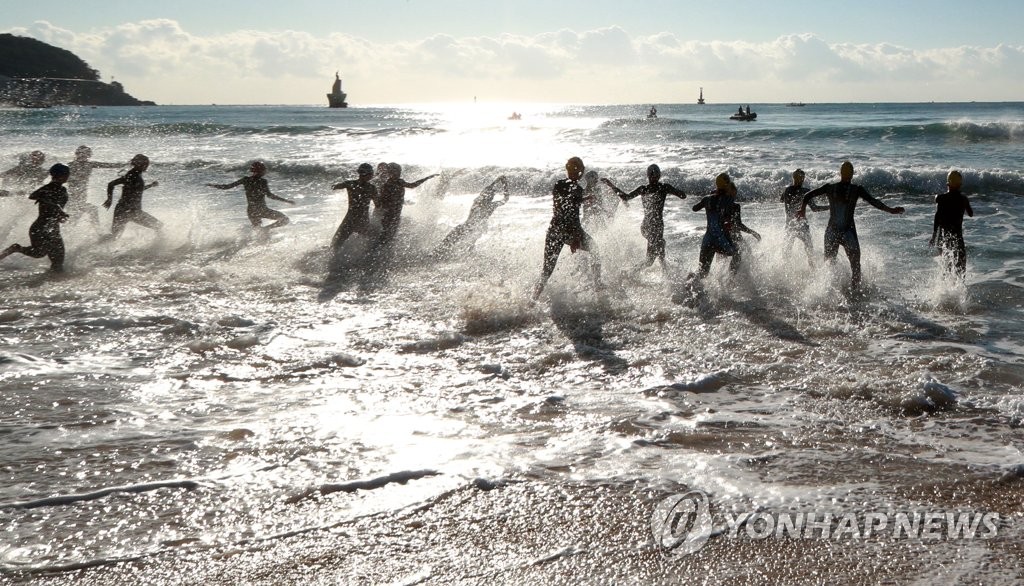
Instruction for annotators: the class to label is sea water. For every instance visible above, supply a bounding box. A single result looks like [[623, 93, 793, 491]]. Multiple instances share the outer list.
[[1, 101, 1023, 573]]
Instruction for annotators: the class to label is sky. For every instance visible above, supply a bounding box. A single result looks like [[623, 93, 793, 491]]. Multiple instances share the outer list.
[[2, 0, 1023, 105]]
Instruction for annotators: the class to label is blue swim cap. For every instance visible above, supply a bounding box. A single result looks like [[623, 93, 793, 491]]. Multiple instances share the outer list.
[[49, 163, 70, 177]]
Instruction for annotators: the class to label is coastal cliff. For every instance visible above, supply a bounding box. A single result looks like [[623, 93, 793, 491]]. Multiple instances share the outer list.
[[0, 34, 154, 107]]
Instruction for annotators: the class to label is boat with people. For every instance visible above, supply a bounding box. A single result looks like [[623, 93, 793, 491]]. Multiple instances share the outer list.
[[730, 105, 756, 121], [327, 72, 348, 108]]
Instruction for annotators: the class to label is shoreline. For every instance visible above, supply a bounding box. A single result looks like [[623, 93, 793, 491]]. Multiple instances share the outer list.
[[16, 475, 1024, 585]]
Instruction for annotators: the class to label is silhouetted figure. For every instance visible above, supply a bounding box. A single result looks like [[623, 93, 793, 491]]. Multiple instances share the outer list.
[[929, 169, 974, 279], [602, 163, 686, 273], [798, 161, 905, 289], [0, 163, 71, 271], [0, 150, 47, 197], [331, 163, 379, 251], [780, 168, 827, 265], [103, 154, 162, 240], [67, 145, 121, 228], [432, 175, 510, 259], [693, 173, 740, 278], [207, 161, 294, 232]]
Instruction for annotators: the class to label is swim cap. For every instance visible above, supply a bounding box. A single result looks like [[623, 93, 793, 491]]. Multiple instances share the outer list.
[[250, 161, 267, 174], [715, 173, 731, 190], [565, 157, 584, 172], [947, 170, 963, 189], [584, 170, 598, 182], [29, 150, 45, 164], [357, 163, 374, 175], [388, 162, 402, 177], [647, 164, 661, 179], [793, 168, 805, 179], [840, 161, 854, 177], [49, 163, 70, 177], [75, 145, 92, 157], [131, 154, 149, 166]]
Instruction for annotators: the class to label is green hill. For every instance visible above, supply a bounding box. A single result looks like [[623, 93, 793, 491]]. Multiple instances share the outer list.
[[0, 34, 154, 106], [0, 33, 100, 80]]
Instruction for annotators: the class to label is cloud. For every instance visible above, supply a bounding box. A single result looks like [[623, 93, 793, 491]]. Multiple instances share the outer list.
[[3, 20, 1023, 103]]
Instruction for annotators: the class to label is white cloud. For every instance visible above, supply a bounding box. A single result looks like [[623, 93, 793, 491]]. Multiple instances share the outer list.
[[4, 20, 1023, 104]]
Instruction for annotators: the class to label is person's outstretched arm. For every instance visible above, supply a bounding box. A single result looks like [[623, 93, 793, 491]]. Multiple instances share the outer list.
[[858, 186, 904, 214], [403, 174, 439, 189], [206, 178, 245, 190]]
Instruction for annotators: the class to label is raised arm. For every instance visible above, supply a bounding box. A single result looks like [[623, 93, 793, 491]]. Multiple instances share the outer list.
[[402, 174, 439, 189], [692, 197, 708, 212]]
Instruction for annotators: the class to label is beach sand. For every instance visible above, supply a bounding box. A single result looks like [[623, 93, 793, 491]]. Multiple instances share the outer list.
[[16, 474, 1023, 585]]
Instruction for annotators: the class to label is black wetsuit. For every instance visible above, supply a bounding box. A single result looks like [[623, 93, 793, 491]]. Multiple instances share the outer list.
[[932, 189, 973, 277], [433, 184, 506, 258], [211, 176, 290, 229], [369, 179, 407, 256], [332, 179, 379, 249], [3, 182, 69, 269], [802, 181, 893, 287], [107, 168, 162, 238], [618, 181, 686, 265], [781, 184, 826, 258], [539, 178, 600, 285], [693, 191, 739, 277]]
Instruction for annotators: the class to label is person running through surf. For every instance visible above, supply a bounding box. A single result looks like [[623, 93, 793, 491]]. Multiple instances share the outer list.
[[432, 175, 510, 259], [66, 145, 121, 228], [780, 168, 827, 265], [532, 156, 602, 300], [692, 173, 741, 278], [929, 169, 974, 279], [330, 162, 379, 251], [0, 163, 71, 271], [103, 154, 162, 240], [797, 161, 905, 289], [206, 160, 294, 232], [601, 163, 686, 273]]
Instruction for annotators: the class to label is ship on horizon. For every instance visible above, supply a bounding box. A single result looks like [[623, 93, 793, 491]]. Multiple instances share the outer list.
[[697, 87, 705, 105]]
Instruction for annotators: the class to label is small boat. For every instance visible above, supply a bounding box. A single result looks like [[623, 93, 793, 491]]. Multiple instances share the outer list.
[[786, 102, 806, 107], [697, 87, 705, 105], [647, 106, 657, 119], [729, 109, 757, 121], [326, 72, 348, 108]]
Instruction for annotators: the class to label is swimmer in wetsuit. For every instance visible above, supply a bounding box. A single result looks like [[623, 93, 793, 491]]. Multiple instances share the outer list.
[[929, 169, 974, 279], [207, 161, 294, 231], [532, 156, 601, 300], [330, 163, 379, 251], [67, 146, 121, 228], [797, 161, 905, 289], [692, 173, 741, 278], [0, 150, 48, 197], [103, 154, 162, 240], [432, 175, 510, 259], [723, 181, 761, 253], [780, 168, 828, 265], [365, 163, 437, 264], [0, 163, 71, 271], [602, 163, 686, 273]]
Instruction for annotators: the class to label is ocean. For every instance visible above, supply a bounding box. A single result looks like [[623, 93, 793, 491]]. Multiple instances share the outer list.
[[1, 101, 1023, 582]]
